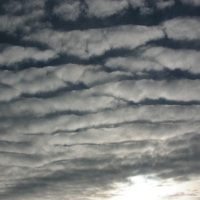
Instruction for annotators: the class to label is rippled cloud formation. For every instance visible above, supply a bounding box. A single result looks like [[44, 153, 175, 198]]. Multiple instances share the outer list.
[[0, 0, 200, 200]]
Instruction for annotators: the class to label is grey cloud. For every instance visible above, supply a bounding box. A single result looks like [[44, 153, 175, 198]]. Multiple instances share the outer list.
[[0, 151, 45, 167], [0, 91, 125, 117], [128, 0, 145, 8], [1, 132, 200, 199], [0, 15, 24, 34], [50, 122, 200, 145], [156, 0, 175, 10], [181, 0, 200, 6], [0, 85, 21, 101], [3, 0, 45, 13], [0, 140, 32, 154], [2, 1, 23, 14]]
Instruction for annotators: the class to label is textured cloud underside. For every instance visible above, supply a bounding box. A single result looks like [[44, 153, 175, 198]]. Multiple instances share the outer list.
[[0, 0, 200, 200]]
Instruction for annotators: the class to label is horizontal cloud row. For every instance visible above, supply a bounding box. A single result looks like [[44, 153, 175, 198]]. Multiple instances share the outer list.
[[52, 0, 199, 21], [2, 105, 200, 137], [92, 79, 200, 102], [106, 47, 200, 74], [0, 46, 57, 66], [0, 64, 130, 101], [2, 78, 200, 116], [23, 25, 164, 59]]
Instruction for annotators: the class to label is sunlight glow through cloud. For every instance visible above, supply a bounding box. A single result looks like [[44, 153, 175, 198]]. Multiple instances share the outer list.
[[109, 176, 200, 200]]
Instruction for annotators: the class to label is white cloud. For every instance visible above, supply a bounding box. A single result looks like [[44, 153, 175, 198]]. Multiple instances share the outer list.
[[0, 46, 57, 66], [164, 17, 200, 40], [0, 66, 64, 101], [0, 64, 129, 101], [142, 47, 200, 73], [85, 0, 128, 18], [54, 64, 129, 86], [106, 47, 200, 74], [106, 25, 164, 49], [105, 56, 161, 72], [92, 79, 200, 102], [24, 28, 110, 59], [24, 25, 164, 59], [1, 90, 125, 117], [0, 0, 46, 34], [0, 66, 55, 85], [4, 105, 200, 136], [53, 0, 81, 21], [15, 75, 66, 95]]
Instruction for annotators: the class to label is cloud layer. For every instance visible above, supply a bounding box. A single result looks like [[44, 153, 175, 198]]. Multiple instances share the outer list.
[[0, 0, 200, 200]]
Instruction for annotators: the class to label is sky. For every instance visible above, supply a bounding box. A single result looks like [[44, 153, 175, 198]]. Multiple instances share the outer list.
[[0, 0, 200, 200]]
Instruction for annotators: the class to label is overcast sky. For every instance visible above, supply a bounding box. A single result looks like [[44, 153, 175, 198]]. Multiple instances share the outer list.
[[0, 0, 200, 199]]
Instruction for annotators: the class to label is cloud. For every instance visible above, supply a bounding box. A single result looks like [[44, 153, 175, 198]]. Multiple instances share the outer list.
[[0, 85, 21, 101], [0, 0, 46, 34], [53, 0, 81, 21], [105, 47, 200, 75], [181, 0, 200, 6], [0, 91, 125, 117], [85, 0, 129, 18], [129, 0, 145, 8], [23, 25, 164, 59], [2, 105, 200, 136], [164, 17, 200, 41], [0, 15, 24, 34], [156, 0, 175, 10], [0, 46, 57, 67], [142, 47, 200, 73], [50, 122, 200, 145], [92, 79, 200, 102], [105, 56, 162, 72], [2, 0, 45, 14], [1, 130, 200, 199], [0, 0, 200, 199], [0, 64, 130, 101]]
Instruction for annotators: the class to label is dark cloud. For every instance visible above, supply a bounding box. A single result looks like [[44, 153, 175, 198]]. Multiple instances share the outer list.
[[0, 0, 200, 199]]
